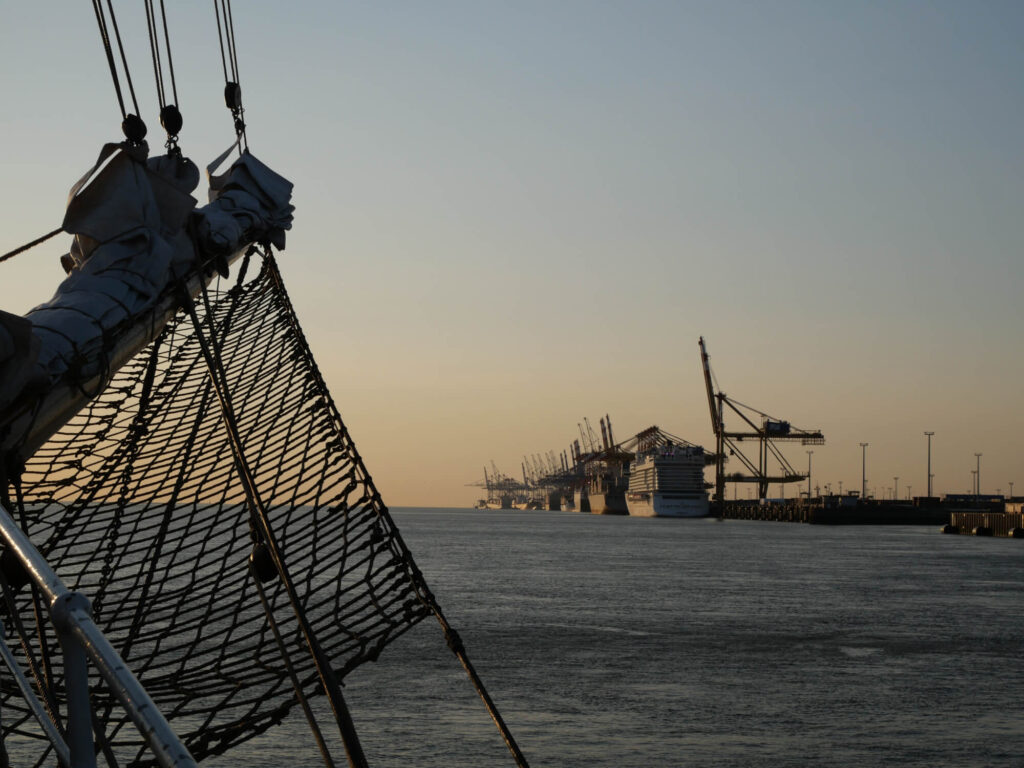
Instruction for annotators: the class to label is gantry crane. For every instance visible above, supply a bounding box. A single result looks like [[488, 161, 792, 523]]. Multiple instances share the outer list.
[[699, 337, 824, 505]]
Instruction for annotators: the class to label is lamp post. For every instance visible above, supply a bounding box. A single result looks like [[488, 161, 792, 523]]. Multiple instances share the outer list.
[[970, 470, 977, 495], [924, 432, 934, 497], [860, 443, 868, 499], [806, 450, 813, 498], [975, 453, 982, 497], [906, 485, 911, 501], [894, 476, 899, 501]]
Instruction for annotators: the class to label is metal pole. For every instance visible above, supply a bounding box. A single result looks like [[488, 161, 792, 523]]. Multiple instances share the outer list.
[[0, 620, 70, 767], [860, 443, 868, 499], [59, 625, 95, 768], [806, 451, 813, 498], [894, 477, 899, 500], [0, 500, 197, 768], [975, 453, 982, 497], [924, 432, 934, 497]]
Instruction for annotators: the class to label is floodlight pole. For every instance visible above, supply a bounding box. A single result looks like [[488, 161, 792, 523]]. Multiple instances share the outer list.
[[975, 453, 982, 498], [924, 432, 934, 497], [860, 443, 868, 499]]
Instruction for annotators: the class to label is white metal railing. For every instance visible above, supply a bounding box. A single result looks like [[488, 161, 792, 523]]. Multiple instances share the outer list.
[[0, 499, 197, 768]]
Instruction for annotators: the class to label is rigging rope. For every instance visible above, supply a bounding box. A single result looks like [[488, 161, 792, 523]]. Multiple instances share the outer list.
[[0, 250, 529, 767], [144, 0, 183, 150], [181, 272, 370, 768], [213, 0, 248, 150], [4, 6, 529, 762], [0, 229, 64, 266], [92, 0, 147, 144]]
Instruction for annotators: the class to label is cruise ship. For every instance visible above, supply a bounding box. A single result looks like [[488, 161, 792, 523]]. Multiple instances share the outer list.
[[626, 442, 709, 518]]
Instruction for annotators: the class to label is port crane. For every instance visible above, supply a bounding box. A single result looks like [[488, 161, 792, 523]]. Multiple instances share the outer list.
[[466, 462, 530, 507], [699, 337, 824, 505]]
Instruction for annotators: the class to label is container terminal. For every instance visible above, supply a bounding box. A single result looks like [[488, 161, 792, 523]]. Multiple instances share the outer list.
[[470, 337, 1022, 536]]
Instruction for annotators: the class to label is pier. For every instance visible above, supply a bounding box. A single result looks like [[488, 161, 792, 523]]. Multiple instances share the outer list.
[[718, 498, 949, 526], [945, 511, 1024, 538]]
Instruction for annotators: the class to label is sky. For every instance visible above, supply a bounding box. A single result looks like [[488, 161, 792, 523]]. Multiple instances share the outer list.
[[1, 2, 1022, 507]]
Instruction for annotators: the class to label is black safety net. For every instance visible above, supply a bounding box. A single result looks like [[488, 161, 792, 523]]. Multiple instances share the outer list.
[[0, 251, 443, 765]]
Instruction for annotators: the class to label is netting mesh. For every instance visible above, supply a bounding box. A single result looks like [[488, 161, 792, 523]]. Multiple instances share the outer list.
[[0, 252, 438, 765]]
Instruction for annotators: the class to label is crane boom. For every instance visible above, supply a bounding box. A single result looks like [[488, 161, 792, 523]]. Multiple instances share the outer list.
[[699, 337, 720, 436], [698, 336, 823, 504]]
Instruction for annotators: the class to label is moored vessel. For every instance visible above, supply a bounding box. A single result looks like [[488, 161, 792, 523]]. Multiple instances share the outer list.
[[587, 471, 629, 515], [626, 443, 709, 517]]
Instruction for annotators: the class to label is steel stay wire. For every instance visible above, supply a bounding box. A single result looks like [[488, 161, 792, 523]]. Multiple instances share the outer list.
[[92, 0, 146, 143], [263, 254, 532, 768], [177, 263, 369, 768], [213, 0, 248, 150], [144, 0, 184, 149]]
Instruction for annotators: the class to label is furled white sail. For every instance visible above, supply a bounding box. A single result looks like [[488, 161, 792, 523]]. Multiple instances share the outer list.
[[0, 141, 293, 420]]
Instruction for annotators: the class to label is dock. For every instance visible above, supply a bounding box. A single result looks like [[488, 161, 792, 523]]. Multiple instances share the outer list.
[[718, 499, 948, 526], [945, 511, 1024, 538]]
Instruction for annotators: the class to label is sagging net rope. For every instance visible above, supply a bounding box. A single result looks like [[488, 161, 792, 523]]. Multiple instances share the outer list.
[[0, 249, 526, 766]]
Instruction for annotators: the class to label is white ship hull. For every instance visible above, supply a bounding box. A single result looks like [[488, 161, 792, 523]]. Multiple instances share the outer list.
[[626, 491, 708, 518], [627, 444, 709, 518]]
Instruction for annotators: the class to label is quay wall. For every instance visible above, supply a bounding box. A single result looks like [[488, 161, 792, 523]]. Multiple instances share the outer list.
[[947, 511, 1024, 538], [718, 501, 948, 526]]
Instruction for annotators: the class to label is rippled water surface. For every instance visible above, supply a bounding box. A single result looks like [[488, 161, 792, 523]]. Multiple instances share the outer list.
[[223, 508, 1024, 767]]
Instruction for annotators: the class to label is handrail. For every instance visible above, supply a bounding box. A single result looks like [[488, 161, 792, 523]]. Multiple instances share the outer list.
[[0, 620, 70, 766], [0, 499, 197, 768]]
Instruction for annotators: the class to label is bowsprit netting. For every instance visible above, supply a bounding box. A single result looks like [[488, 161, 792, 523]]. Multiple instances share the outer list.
[[1, 249, 455, 765]]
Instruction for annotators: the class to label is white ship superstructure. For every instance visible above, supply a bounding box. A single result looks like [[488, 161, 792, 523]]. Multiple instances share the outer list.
[[626, 444, 709, 518]]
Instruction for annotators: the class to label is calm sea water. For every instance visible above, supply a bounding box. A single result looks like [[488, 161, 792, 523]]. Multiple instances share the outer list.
[[217, 508, 1024, 768]]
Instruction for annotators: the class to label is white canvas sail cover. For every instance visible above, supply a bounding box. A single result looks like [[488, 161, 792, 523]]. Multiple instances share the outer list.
[[0, 142, 293, 414]]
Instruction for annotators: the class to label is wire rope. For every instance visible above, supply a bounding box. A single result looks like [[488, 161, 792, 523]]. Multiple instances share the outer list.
[[91, 0, 146, 144], [144, 0, 184, 150], [0, 229, 64, 266], [213, 0, 248, 150]]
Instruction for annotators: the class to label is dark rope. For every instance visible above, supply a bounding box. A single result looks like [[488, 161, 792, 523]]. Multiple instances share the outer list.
[[91, 0, 127, 119], [182, 280, 369, 768], [145, 0, 184, 150], [2, 257, 526, 766], [213, 0, 247, 150], [262, 251, 531, 767], [159, 1, 179, 106], [224, 0, 241, 87], [91, 0, 146, 143], [213, 0, 229, 83], [103, 0, 141, 118], [0, 228, 63, 265], [144, 0, 166, 109], [252, 566, 338, 768]]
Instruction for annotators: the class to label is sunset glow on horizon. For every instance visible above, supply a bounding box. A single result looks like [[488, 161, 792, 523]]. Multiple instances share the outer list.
[[2, 2, 1021, 507]]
